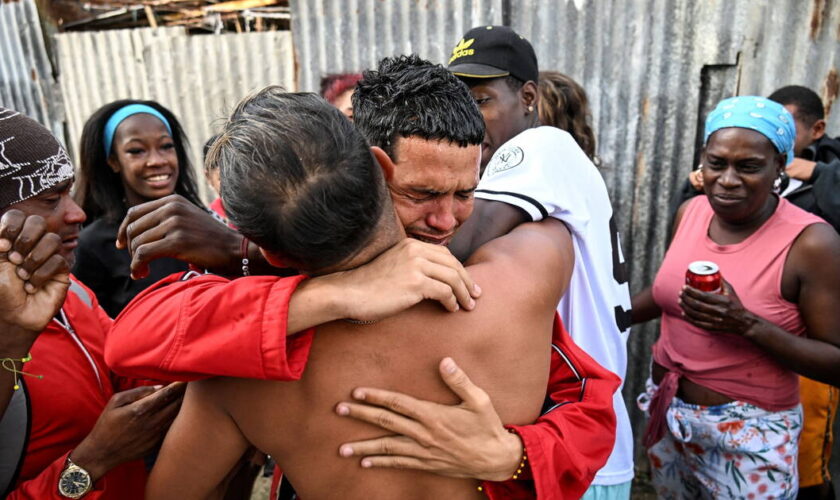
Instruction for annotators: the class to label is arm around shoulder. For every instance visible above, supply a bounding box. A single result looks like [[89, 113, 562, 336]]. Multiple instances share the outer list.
[[106, 273, 315, 382], [466, 218, 574, 302]]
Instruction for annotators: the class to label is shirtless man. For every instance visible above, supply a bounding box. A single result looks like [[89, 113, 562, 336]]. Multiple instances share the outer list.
[[146, 86, 584, 498]]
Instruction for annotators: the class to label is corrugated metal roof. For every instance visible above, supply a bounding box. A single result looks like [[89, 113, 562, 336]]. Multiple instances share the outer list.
[[54, 26, 296, 200], [290, 0, 503, 92], [0, 0, 64, 141]]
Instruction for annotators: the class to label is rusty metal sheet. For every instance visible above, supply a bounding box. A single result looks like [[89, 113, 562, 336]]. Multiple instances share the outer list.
[[290, 0, 503, 92], [54, 26, 295, 200], [0, 0, 64, 141]]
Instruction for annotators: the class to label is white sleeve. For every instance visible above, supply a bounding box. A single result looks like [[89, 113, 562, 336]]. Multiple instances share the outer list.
[[476, 127, 602, 234]]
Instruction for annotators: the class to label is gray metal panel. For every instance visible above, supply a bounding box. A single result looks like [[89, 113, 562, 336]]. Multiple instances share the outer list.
[[0, 0, 64, 141], [290, 0, 504, 92], [54, 27, 295, 201], [511, 0, 840, 466]]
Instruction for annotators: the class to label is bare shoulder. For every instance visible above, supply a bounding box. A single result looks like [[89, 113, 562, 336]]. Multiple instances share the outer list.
[[465, 218, 573, 307], [790, 222, 840, 271], [466, 218, 572, 267], [187, 376, 257, 414], [671, 198, 694, 241]]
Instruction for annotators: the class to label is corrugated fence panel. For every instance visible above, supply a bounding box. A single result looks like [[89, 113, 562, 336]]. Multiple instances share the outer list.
[[54, 27, 295, 201], [510, 0, 840, 467], [0, 0, 63, 141], [291, 0, 504, 92]]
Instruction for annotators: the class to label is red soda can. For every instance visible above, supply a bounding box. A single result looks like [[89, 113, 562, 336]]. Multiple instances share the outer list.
[[685, 261, 722, 293]]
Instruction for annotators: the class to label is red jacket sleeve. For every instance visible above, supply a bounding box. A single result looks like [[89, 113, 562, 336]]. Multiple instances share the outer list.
[[482, 316, 620, 500], [105, 272, 314, 382]]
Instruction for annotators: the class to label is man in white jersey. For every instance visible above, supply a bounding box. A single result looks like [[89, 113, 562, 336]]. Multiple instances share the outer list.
[[339, 26, 634, 499]]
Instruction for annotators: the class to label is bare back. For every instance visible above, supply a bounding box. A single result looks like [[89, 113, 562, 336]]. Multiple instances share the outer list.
[[152, 220, 572, 500]]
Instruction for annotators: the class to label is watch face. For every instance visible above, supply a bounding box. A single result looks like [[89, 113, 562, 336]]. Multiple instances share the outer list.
[[59, 470, 91, 497]]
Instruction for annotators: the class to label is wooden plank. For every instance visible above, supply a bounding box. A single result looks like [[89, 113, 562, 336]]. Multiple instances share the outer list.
[[144, 5, 158, 28]]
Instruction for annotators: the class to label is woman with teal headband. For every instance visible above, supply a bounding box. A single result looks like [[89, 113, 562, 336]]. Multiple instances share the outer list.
[[631, 96, 840, 498], [73, 99, 204, 317]]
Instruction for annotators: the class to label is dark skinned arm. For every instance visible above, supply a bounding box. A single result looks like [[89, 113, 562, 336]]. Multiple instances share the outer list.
[[630, 287, 660, 324], [0, 211, 69, 417], [630, 198, 692, 325], [448, 199, 530, 262]]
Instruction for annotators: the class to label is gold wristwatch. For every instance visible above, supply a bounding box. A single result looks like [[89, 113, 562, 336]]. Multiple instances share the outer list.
[[58, 457, 93, 498]]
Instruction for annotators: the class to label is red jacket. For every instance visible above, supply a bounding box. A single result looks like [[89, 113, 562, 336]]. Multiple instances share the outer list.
[[8, 277, 147, 499], [482, 316, 619, 499], [107, 272, 619, 498]]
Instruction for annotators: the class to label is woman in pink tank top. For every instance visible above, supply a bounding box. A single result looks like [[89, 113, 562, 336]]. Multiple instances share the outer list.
[[631, 96, 840, 500]]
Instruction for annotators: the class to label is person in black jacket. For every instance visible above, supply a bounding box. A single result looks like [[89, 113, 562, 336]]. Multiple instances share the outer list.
[[769, 85, 840, 235]]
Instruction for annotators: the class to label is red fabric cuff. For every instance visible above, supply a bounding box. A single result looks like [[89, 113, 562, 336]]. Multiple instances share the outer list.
[[260, 274, 315, 380]]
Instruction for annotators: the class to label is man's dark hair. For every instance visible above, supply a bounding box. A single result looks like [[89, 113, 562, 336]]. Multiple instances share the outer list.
[[353, 54, 484, 159], [203, 134, 220, 164], [768, 85, 825, 125], [212, 86, 388, 273]]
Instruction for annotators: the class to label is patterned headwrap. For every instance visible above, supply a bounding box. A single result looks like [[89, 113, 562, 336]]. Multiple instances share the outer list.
[[704, 96, 796, 165], [0, 107, 74, 210]]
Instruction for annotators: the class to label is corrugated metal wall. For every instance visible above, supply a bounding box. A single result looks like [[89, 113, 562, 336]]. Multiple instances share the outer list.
[[53, 26, 296, 200], [0, 0, 64, 141], [290, 0, 840, 470], [291, 0, 503, 92]]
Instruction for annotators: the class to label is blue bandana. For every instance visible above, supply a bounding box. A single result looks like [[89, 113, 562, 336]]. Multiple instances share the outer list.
[[704, 96, 795, 165], [103, 104, 172, 156]]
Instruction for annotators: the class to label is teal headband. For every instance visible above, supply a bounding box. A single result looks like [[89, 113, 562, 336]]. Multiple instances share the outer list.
[[103, 104, 173, 156], [704, 96, 796, 165]]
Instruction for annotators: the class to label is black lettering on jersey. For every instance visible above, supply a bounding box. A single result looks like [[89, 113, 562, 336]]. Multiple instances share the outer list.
[[609, 215, 632, 332]]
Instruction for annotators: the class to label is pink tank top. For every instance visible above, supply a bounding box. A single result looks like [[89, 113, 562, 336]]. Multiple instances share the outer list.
[[652, 195, 823, 411]]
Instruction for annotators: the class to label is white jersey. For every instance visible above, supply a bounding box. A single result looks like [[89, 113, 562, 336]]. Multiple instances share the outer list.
[[477, 126, 633, 485]]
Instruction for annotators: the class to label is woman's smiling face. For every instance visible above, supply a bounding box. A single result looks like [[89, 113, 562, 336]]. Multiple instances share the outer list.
[[107, 113, 179, 207]]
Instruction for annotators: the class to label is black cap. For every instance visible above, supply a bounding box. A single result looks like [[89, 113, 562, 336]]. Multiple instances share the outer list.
[[447, 25, 538, 83]]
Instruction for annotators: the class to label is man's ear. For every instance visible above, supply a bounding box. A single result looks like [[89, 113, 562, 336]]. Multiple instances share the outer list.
[[812, 119, 827, 141], [106, 155, 121, 174], [371, 146, 395, 181], [521, 81, 539, 113]]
